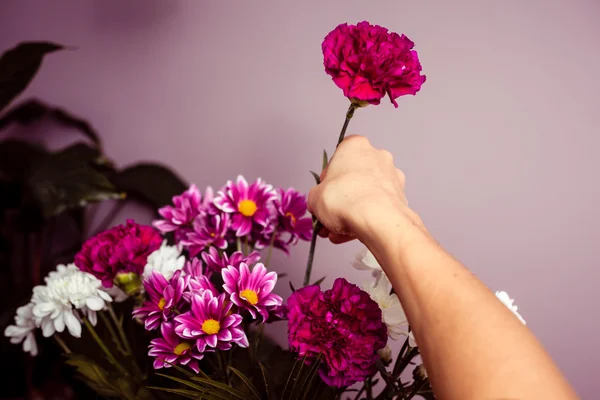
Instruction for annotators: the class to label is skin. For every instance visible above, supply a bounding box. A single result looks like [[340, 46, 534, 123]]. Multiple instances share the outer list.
[[307, 135, 578, 400]]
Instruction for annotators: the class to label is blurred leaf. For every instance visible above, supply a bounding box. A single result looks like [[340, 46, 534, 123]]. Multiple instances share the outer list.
[[147, 387, 202, 399], [258, 362, 275, 400], [228, 366, 261, 400], [112, 163, 187, 209], [188, 376, 249, 400], [0, 42, 65, 112], [0, 99, 101, 146], [64, 354, 122, 398], [27, 143, 123, 218], [312, 276, 326, 286], [322, 149, 328, 171], [0, 139, 47, 180], [289, 281, 296, 293], [277, 272, 288, 278], [309, 171, 320, 185]]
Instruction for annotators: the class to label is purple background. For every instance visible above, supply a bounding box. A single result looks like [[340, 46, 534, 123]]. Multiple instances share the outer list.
[[1, 1, 599, 397]]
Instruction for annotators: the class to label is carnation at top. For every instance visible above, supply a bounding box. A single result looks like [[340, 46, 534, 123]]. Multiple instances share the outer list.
[[322, 21, 426, 108]]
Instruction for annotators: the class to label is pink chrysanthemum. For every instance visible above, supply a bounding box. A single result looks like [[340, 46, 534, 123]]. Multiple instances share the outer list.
[[74, 220, 162, 287], [133, 270, 188, 330], [174, 291, 248, 351], [275, 188, 313, 243], [153, 185, 214, 242], [201, 247, 261, 276], [214, 175, 276, 237], [180, 212, 230, 257], [149, 322, 206, 373], [287, 278, 388, 387], [222, 262, 282, 322]]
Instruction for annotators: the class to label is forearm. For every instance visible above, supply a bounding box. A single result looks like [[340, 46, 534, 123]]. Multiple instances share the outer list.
[[363, 209, 577, 399]]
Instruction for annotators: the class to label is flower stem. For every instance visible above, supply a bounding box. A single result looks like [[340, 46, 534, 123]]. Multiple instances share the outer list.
[[107, 304, 133, 355], [54, 335, 71, 354], [84, 318, 131, 378], [303, 104, 357, 287], [265, 228, 277, 267], [236, 237, 242, 253], [99, 310, 127, 355]]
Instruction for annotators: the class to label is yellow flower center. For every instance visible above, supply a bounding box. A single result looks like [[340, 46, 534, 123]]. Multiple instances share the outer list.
[[173, 342, 193, 356], [240, 289, 259, 305], [201, 319, 221, 335], [238, 199, 258, 217], [158, 298, 167, 310], [210, 232, 215, 237], [285, 212, 297, 225]]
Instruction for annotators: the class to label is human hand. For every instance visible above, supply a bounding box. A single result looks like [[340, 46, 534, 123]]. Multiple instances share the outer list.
[[307, 135, 420, 245]]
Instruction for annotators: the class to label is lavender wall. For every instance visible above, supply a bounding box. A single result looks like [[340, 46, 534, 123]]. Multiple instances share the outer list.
[[2, 0, 599, 397]]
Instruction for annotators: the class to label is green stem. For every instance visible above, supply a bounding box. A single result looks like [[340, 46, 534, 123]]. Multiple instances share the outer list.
[[366, 377, 373, 400], [303, 103, 357, 287], [107, 304, 133, 355], [100, 310, 127, 355], [218, 351, 230, 385], [244, 236, 249, 256], [84, 318, 131, 378], [54, 335, 71, 354], [406, 379, 429, 400], [265, 228, 277, 267], [236, 237, 242, 253]]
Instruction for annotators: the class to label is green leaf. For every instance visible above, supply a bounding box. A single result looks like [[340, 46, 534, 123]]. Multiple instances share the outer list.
[[289, 281, 296, 293], [112, 163, 187, 209], [64, 354, 121, 397], [322, 149, 328, 171], [0, 42, 65, 113], [228, 366, 261, 400], [309, 170, 320, 185], [188, 377, 249, 400], [26, 143, 123, 218], [0, 99, 101, 146], [156, 373, 207, 392], [0, 139, 47, 180], [147, 387, 203, 399], [258, 362, 274, 400], [312, 276, 326, 286]]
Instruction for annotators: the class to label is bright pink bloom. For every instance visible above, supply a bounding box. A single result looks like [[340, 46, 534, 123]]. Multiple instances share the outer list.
[[222, 262, 282, 322], [74, 220, 162, 287], [322, 21, 426, 107], [133, 270, 188, 330], [275, 188, 313, 243], [174, 291, 248, 351], [180, 212, 230, 257], [153, 185, 214, 242], [287, 278, 387, 387], [201, 247, 261, 276], [149, 322, 206, 373], [214, 175, 276, 237]]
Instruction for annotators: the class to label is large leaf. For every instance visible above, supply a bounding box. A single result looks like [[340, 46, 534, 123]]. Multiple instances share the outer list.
[[112, 163, 187, 209], [64, 354, 123, 398], [0, 99, 100, 146], [0, 139, 47, 180], [26, 143, 123, 217], [0, 42, 65, 113]]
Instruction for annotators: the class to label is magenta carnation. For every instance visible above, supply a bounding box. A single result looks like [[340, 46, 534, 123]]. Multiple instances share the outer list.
[[133, 270, 189, 330], [287, 278, 387, 387], [222, 262, 282, 322], [214, 175, 276, 237], [174, 291, 248, 351], [322, 21, 426, 108], [149, 322, 206, 373], [153, 185, 214, 242], [74, 220, 162, 287]]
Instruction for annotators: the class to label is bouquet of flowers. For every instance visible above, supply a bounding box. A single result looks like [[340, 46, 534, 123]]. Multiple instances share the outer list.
[[5, 21, 524, 400]]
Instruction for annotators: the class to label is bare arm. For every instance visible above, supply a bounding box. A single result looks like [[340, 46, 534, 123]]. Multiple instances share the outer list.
[[308, 135, 577, 400]]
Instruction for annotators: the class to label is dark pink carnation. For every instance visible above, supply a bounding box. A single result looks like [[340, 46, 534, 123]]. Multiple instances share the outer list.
[[287, 278, 387, 387], [322, 21, 426, 107], [74, 220, 162, 287]]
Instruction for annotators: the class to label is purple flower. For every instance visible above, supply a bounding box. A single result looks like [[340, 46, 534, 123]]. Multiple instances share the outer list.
[[74, 220, 162, 287], [133, 270, 188, 330], [287, 278, 388, 387], [149, 322, 206, 373], [174, 291, 248, 351], [183, 257, 204, 277], [214, 175, 276, 237], [153, 185, 214, 242], [222, 262, 282, 322], [180, 213, 230, 257], [188, 275, 219, 297], [275, 188, 313, 243], [201, 247, 261, 276]]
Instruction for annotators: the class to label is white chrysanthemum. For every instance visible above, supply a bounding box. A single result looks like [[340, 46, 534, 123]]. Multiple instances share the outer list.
[[495, 290, 526, 325], [32, 264, 112, 338], [362, 278, 408, 340], [353, 247, 383, 278], [417, 364, 428, 379], [143, 240, 185, 280], [378, 344, 393, 364], [103, 285, 129, 302], [4, 303, 38, 356]]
